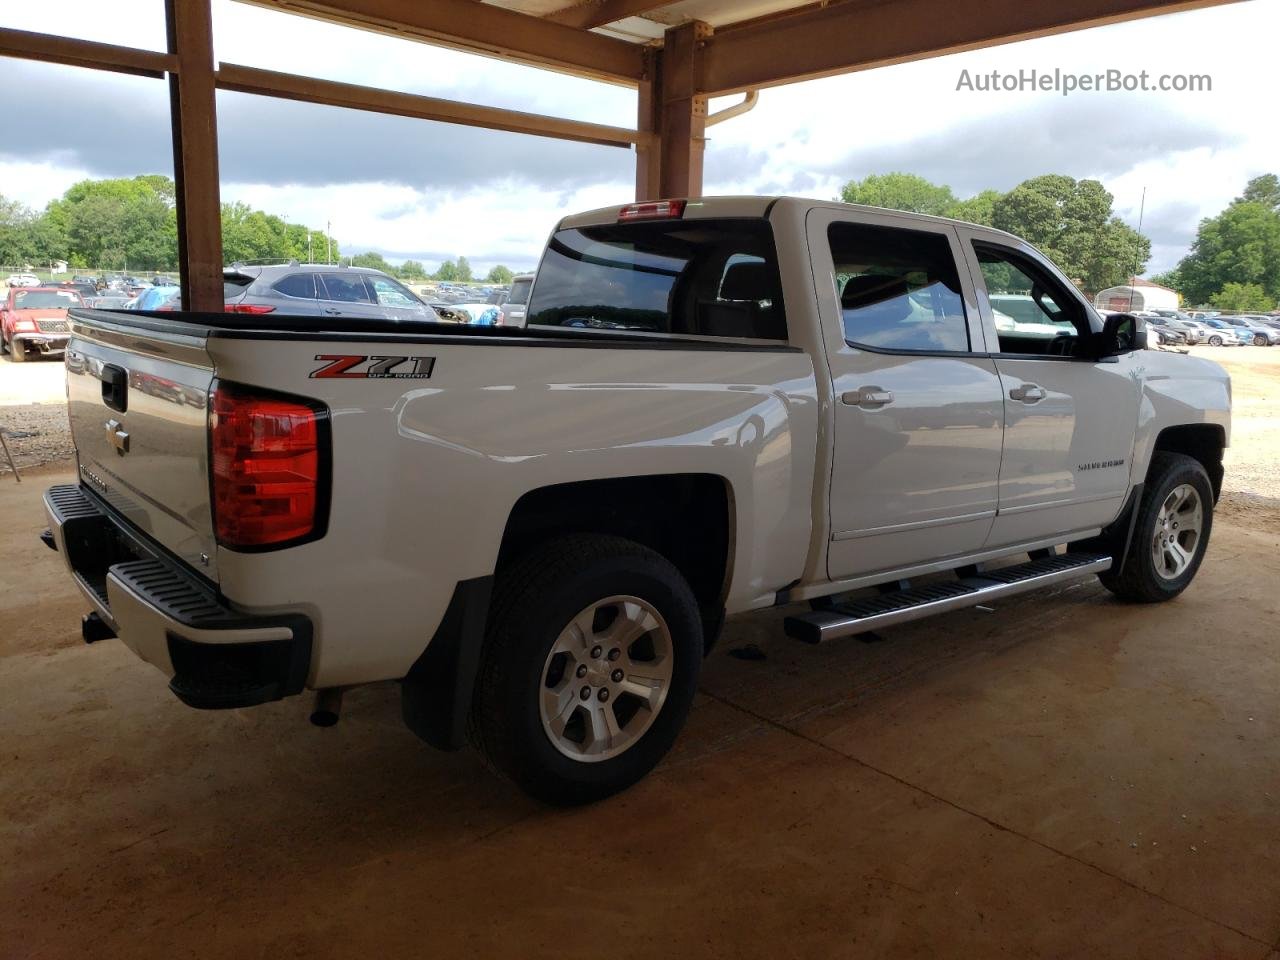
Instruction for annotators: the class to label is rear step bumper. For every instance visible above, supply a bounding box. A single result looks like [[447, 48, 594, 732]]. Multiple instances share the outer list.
[[784, 553, 1112, 644], [43, 483, 313, 709]]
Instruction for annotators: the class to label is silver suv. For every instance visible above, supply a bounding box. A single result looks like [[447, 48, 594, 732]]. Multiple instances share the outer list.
[[223, 262, 439, 322]]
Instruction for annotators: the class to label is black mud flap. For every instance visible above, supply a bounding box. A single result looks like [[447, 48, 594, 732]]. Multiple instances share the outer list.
[[400, 576, 493, 752]]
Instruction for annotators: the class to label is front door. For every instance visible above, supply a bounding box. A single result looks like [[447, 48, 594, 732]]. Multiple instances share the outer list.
[[807, 209, 1006, 580], [957, 233, 1141, 547]]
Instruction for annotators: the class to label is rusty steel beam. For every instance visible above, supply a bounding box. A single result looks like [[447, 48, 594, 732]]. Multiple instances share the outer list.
[[216, 63, 642, 148], [701, 0, 1243, 94], [656, 21, 709, 199], [239, 0, 645, 85], [545, 0, 681, 30], [167, 0, 225, 312], [0, 27, 178, 78]]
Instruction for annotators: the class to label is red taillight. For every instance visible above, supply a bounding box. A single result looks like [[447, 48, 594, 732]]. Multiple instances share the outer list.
[[225, 304, 276, 314], [210, 383, 326, 548], [618, 199, 686, 221]]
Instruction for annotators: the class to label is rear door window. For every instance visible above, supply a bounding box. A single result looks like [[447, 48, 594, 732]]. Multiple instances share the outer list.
[[828, 222, 969, 353], [318, 273, 373, 303], [273, 273, 318, 299], [527, 218, 787, 340]]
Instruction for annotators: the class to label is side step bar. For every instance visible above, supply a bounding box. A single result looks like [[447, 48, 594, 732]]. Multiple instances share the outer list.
[[784, 553, 1112, 645]]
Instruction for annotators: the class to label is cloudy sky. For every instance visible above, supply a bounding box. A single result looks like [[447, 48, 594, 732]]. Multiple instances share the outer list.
[[1, 0, 1276, 274]]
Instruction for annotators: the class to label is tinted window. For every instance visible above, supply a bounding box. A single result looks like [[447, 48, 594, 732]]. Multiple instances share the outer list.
[[527, 219, 786, 340], [367, 275, 420, 307], [828, 222, 968, 353], [975, 243, 1086, 356], [507, 277, 532, 305], [273, 273, 317, 299], [319, 273, 372, 303]]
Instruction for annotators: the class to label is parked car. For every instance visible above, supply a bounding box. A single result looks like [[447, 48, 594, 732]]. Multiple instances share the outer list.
[[5, 273, 41, 287], [1221, 316, 1280, 346], [43, 196, 1230, 804], [1144, 315, 1188, 346], [1, 286, 82, 361], [87, 290, 131, 309], [222, 262, 440, 321], [1199, 318, 1249, 346]]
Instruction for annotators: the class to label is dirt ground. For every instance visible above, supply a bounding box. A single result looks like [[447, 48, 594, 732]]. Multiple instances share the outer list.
[[2, 350, 1279, 958]]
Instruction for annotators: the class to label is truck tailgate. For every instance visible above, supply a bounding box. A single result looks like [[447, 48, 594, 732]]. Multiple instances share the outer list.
[[66, 310, 219, 579]]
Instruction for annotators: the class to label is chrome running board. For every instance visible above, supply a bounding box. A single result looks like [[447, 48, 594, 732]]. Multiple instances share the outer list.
[[784, 553, 1112, 645]]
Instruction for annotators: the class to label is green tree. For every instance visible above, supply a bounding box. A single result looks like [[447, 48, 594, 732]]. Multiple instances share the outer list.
[[486, 264, 514, 284], [45, 175, 177, 270], [434, 259, 459, 281], [948, 189, 1001, 226], [455, 255, 473, 282], [398, 259, 427, 279], [1148, 268, 1182, 292], [350, 251, 392, 271], [1239, 174, 1280, 211], [992, 175, 1149, 291], [1210, 281, 1274, 312], [1175, 197, 1280, 305], [840, 172, 957, 216]]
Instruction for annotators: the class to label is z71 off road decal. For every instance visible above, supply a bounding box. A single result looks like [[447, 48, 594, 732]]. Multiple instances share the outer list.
[[310, 355, 436, 379]]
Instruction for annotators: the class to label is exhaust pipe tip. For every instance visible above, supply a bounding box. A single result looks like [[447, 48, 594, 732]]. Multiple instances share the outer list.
[[309, 687, 344, 727]]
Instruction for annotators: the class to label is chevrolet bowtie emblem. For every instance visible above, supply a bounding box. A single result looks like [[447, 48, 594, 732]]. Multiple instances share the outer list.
[[104, 418, 130, 455]]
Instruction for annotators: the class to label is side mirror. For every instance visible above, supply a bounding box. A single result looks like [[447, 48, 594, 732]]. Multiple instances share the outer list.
[[1095, 312, 1147, 356]]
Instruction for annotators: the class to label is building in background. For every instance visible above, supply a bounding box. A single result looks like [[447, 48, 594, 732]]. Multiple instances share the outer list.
[[1093, 277, 1179, 312]]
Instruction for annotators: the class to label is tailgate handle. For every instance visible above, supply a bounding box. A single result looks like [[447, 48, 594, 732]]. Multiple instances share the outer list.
[[101, 364, 128, 413]]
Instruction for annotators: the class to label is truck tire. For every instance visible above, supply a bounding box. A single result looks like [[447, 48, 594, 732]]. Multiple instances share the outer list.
[[471, 534, 702, 804], [8, 339, 25, 362], [1101, 452, 1213, 603]]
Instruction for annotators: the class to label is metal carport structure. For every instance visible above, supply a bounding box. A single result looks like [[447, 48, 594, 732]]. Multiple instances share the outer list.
[[0, 0, 1239, 311]]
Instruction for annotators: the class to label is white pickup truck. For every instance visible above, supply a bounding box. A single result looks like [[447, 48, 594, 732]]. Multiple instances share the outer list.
[[44, 196, 1230, 803]]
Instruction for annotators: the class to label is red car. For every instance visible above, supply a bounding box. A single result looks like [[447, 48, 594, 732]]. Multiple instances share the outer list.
[[1, 286, 83, 362]]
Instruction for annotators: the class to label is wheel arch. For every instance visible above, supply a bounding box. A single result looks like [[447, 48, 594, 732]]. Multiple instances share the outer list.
[[1150, 423, 1225, 502], [496, 473, 735, 652]]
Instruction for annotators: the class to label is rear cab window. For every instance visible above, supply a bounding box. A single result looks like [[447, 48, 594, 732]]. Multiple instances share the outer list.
[[506, 277, 533, 306], [527, 218, 787, 341]]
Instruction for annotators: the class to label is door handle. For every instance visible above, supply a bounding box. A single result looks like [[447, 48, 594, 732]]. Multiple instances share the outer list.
[[1009, 383, 1046, 403], [842, 386, 894, 408]]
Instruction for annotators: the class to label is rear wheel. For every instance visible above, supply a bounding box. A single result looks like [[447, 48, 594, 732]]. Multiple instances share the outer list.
[[1207, 335, 1223, 346], [471, 534, 702, 804], [1101, 452, 1213, 603], [1254, 333, 1268, 346]]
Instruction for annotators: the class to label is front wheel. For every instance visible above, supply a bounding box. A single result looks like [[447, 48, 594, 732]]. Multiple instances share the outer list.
[[1207, 335, 1223, 346], [1101, 452, 1214, 603], [471, 534, 702, 804], [8, 339, 25, 362]]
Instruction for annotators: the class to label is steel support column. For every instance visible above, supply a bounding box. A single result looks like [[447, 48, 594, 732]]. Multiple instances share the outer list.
[[645, 21, 707, 200], [167, 0, 224, 312]]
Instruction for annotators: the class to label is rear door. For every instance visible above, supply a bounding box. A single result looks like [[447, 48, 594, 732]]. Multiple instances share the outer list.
[[65, 313, 219, 577], [316, 272, 384, 321], [957, 231, 1140, 547], [807, 208, 1005, 580]]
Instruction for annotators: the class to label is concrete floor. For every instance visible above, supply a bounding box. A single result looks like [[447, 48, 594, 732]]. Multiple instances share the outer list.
[[2, 465, 1279, 959]]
